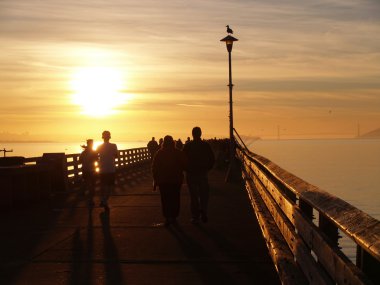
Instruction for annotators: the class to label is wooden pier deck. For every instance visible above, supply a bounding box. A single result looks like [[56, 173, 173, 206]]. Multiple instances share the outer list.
[[0, 166, 280, 285]]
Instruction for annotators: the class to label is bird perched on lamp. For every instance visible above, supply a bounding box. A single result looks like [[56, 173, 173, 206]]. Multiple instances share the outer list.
[[226, 25, 233, 34]]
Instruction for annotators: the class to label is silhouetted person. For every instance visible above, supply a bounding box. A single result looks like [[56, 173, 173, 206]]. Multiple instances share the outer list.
[[176, 138, 183, 150], [152, 135, 187, 226], [147, 137, 159, 159], [96, 130, 118, 208], [185, 137, 191, 145], [159, 138, 163, 149], [183, 127, 215, 223], [79, 139, 97, 207]]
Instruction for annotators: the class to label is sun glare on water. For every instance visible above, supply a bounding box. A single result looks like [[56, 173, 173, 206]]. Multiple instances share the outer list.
[[70, 67, 130, 117]]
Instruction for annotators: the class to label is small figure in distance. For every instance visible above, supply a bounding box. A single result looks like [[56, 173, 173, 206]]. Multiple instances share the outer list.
[[175, 138, 183, 150], [158, 138, 164, 149], [79, 139, 98, 207], [183, 127, 215, 224], [96, 130, 118, 209], [147, 137, 159, 160], [152, 135, 187, 226], [185, 137, 191, 145]]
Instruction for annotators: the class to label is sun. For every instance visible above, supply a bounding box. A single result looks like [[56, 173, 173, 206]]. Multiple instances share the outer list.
[[70, 67, 128, 117]]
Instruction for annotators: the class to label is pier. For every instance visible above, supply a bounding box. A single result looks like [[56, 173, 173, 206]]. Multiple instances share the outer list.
[[0, 142, 379, 284]]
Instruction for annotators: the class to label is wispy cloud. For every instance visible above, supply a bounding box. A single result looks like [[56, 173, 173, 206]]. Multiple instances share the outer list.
[[0, 0, 379, 139]]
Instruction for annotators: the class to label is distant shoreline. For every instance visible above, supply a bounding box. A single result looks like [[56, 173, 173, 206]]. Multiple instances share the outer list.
[[0, 141, 57, 143], [1, 137, 380, 144]]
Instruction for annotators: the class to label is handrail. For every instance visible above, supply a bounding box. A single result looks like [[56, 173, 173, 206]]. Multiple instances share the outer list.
[[233, 128, 250, 152], [23, 147, 151, 184], [1, 147, 151, 210], [234, 135, 379, 285]]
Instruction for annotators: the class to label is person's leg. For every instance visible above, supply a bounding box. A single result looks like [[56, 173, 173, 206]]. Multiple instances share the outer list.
[[100, 174, 107, 205], [199, 175, 210, 222], [109, 172, 115, 199], [159, 184, 170, 220], [103, 172, 115, 206], [168, 184, 181, 221], [187, 177, 201, 222], [100, 173, 111, 207], [86, 172, 95, 207]]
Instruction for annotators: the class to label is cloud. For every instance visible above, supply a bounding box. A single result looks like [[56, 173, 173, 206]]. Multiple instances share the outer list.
[[0, 0, 379, 139], [237, 77, 380, 92]]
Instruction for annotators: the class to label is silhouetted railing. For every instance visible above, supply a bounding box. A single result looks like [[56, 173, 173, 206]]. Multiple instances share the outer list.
[[24, 147, 150, 185], [235, 135, 379, 285], [1, 148, 150, 210]]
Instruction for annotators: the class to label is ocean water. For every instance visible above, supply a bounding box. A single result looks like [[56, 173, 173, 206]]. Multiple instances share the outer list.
[[248, 139, 380, 220]]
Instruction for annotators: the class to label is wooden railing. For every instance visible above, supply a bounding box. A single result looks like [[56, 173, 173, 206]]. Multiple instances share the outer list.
[[235, 138, 379, 285], [24, 147, 151, 185]]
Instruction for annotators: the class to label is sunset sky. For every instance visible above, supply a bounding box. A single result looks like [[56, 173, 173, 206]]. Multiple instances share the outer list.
[[1, 0, 379, 142]]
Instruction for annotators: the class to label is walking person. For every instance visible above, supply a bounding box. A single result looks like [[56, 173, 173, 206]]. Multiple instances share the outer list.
[[96, 130, 118, 208], [183, 127, 215, 224], [152, 135, 187, 226], [79, 139, 98, 207], [175, 138, 184, 150], [158, 138, 164, 149], [147, 137, 159, 159]]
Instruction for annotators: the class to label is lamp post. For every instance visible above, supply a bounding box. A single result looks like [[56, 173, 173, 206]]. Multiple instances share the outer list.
[[220, 31, 238, 182]]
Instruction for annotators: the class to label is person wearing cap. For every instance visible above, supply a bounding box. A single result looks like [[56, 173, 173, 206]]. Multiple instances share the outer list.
[[96, 130, 118, 208], [79, 139, 98, 207]]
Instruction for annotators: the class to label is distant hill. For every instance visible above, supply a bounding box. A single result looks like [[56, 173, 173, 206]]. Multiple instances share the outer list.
[[359, 127, 380, 138]]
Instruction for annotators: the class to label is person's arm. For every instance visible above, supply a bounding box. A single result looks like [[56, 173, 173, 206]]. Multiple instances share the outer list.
[[151, 150, 161, 188], [79, 151, 84, 163], [207, 143, 215, 170], [114, 144, 119, 159]]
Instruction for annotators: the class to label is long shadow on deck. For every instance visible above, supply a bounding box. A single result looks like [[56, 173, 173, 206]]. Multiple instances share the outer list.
[[0, 164, 150, 285], [168, 224, 237, 284]]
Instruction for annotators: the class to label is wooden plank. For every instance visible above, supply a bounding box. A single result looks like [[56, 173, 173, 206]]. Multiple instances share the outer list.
[[241, 171, 307, 285], [247, 161, 296, 225], [248, 168, 333, 285]]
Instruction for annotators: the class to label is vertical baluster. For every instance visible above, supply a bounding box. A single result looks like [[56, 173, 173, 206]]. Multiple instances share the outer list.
[[298, 199, 314, 255], [299, 199, 313, 221], [122, 150, 126, 168], [356, 246, 380, 283], [319, 214, 339, 247], [73, 155, 79, 183]]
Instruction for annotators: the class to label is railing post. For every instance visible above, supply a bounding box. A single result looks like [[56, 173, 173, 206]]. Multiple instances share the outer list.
[[299, 199, 313, 221], [73, 155, 79, 182], [356, 246, 380, 283], [39, 153, 68, 192], [121, 151, 125, 168], [319, 214, 339, 247]]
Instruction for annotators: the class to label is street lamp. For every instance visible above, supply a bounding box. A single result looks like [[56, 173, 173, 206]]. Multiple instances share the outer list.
[[220, 28, 238, 182]]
